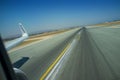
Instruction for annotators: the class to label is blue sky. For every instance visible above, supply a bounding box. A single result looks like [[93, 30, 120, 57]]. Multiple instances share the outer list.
[[0, 0, 120, 38]]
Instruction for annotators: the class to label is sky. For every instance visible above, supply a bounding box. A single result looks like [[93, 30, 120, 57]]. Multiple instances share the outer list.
[[0, 0, 120, 38]]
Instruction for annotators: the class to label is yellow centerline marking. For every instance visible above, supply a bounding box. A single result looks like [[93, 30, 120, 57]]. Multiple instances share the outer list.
[[40, 43, 71, 80]]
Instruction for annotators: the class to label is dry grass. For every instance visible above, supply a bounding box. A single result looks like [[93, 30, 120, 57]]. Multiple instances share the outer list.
[[30, 29, 69, 38], [20, 39, 40, 46], [93, 21, 120, 27]]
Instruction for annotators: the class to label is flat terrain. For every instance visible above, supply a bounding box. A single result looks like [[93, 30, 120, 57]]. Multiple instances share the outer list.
[[8, 21, 120, 80], [51, 27, 120, 80], [87, 21, 120, 28], [9, 28, 79, 80], [9, 29, 70, 52]]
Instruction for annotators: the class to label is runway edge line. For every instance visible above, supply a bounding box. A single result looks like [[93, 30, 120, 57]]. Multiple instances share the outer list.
[[40, 42, 71, 80]]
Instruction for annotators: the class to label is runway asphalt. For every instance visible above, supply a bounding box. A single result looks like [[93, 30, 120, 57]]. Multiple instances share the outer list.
[[9, 28, 80, 80], [9, 27, 120, 80], [48, 27, 120, 80]]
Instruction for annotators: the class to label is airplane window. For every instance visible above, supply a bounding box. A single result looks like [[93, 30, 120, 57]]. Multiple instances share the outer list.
[[0, 63, 7, 80], [1, 0, 120, 80]]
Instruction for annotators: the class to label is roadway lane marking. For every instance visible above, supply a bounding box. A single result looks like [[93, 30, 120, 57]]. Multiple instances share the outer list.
[[40, 43, 71, 80], [45, 39, 77, 80], [40, 31, 81, 80]]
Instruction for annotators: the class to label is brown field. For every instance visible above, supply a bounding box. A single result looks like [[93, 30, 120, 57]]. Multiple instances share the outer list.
[[87, 21, 120, 28], [93, 21, 120, 27], [30, 29, 69, 38]]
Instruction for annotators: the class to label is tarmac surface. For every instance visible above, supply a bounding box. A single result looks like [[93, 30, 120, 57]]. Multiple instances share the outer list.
[[9, 28, 79, 80], [9, 27, 120, 80]]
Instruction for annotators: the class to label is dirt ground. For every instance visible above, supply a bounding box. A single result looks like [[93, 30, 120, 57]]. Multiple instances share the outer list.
[[93, 21, 120, 27], [87, 21, 120, 28]]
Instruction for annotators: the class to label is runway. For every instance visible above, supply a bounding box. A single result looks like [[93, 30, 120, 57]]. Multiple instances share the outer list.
[[9, 27, 120, 80], [49, 27, 120, 80], [9, 28, 80, 80]]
